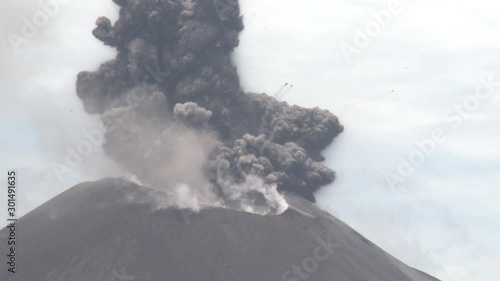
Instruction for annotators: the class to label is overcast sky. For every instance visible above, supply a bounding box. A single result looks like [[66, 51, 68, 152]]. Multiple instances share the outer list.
[[1, 1, 500, 281]]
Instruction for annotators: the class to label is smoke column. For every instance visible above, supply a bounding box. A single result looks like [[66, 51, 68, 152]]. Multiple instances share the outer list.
[[76, 0, 343, 211]]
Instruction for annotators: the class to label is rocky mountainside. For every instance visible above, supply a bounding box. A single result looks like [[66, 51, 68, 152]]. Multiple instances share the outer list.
[[0, 178, 439, 281]]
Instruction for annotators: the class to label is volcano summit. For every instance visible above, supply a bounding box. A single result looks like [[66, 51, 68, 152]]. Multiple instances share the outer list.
[[0, 178, 439, 281]]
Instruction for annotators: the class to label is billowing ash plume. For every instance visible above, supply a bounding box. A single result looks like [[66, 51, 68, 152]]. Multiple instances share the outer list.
[[76, 0, 343, 209]]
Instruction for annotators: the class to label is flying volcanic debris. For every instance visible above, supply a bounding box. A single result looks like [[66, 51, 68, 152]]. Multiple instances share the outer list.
[[75, 0, 343, 210]]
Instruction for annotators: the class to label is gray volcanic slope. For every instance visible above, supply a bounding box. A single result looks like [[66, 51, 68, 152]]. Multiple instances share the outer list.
[[0, 178, 438, 281]]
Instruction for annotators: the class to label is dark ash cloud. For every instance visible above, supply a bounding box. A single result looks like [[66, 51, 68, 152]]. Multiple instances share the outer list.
[[76, 0, 343, 204]]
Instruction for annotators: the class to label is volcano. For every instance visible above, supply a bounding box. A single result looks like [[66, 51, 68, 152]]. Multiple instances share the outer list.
[[0, 178, 438, 281]]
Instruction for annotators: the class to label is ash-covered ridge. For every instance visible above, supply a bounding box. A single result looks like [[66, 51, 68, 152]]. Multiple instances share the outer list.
[[76, 0, 343, 202], [0, 179, 439, 281]]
